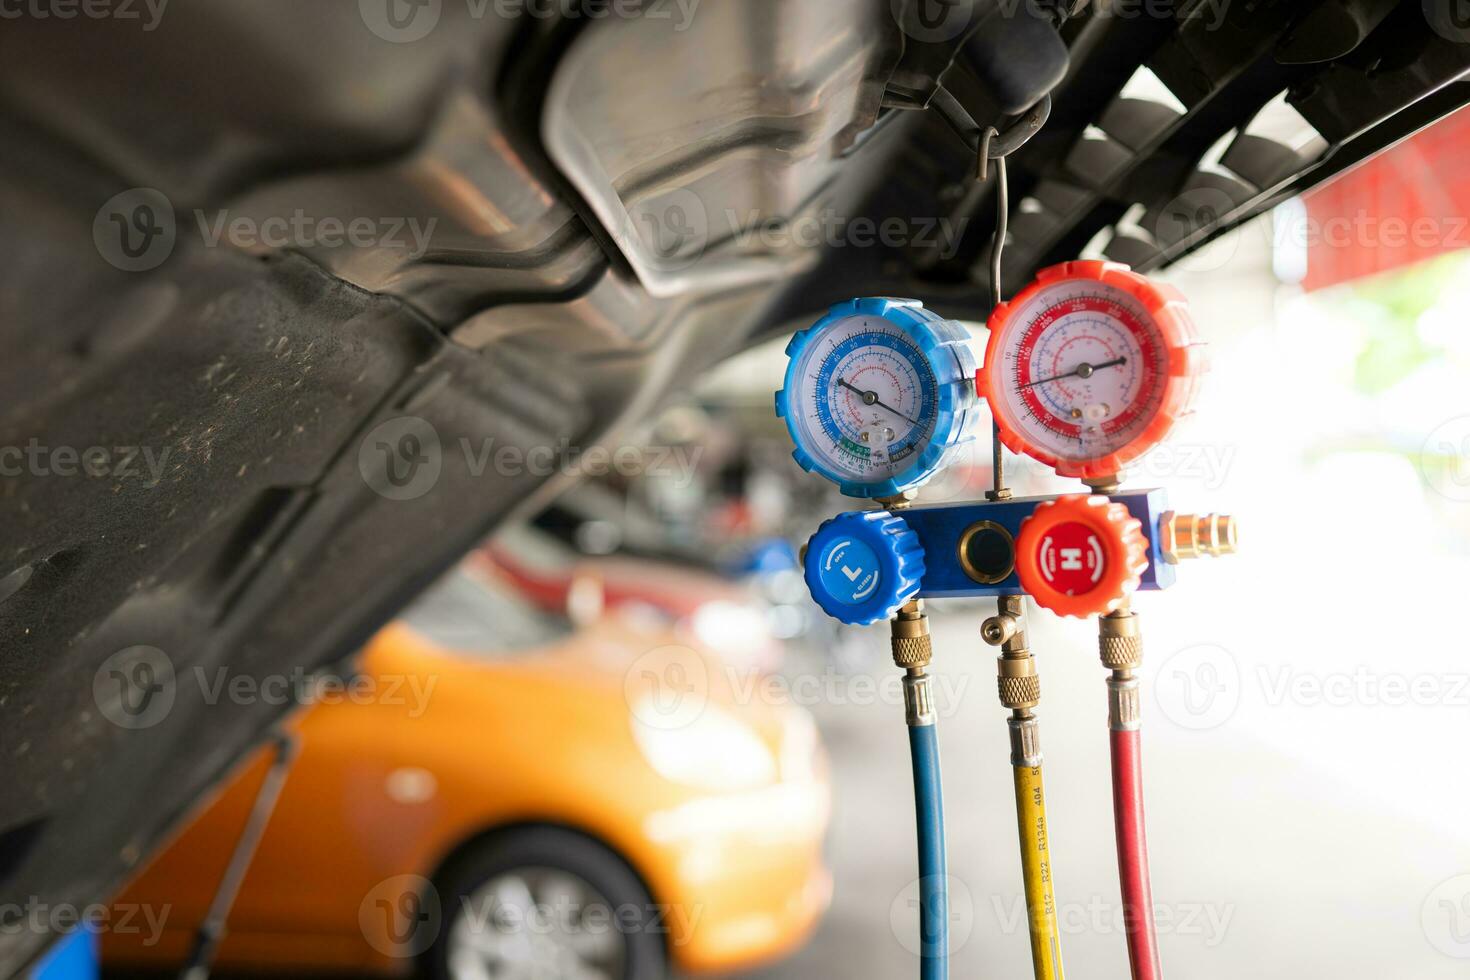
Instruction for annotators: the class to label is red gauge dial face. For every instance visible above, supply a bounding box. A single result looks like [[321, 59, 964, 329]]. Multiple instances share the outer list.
[[980, 262, 1201, 479], [995, 279, 1165, 461]]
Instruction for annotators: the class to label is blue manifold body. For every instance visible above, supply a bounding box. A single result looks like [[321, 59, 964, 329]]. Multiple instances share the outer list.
[[897, 489, 1176, 599]]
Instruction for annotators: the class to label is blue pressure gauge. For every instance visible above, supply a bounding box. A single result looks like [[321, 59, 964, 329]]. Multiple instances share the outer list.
[[775, 298, 979, 499]]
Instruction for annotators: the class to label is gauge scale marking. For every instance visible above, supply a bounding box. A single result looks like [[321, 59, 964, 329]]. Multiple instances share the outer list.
[[980, 261, 1203, 481], [799, 317, 936, 483], [1002, 281, 1164, 459], [778, 298, 977, 499]]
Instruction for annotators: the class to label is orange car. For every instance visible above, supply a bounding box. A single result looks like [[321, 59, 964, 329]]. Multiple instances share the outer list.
[[103, 557, 830, 978]]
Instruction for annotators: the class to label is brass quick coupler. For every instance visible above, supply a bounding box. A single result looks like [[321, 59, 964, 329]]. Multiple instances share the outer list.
[[891, 600, 932, 671], [1098, 608, 1143, 672], [1158, 512, 1238, 563]]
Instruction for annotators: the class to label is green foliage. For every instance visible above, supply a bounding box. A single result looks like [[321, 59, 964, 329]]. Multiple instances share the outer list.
[[1336, 253, 1468, 395]]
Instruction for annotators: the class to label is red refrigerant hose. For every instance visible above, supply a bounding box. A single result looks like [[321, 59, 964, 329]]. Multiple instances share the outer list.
[[1109, 724, 1160, 980]]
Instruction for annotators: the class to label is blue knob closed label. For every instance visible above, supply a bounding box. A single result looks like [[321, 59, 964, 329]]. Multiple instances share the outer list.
[[816, 535, 881, 606]]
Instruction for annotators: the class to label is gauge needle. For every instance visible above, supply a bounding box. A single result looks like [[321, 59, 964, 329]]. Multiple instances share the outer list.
[[1020, 356, 1127, 389], [838, 377, 920, 426]]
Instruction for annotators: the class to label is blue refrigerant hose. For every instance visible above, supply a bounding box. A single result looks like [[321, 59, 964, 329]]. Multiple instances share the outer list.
[[909, 720, 948, 980]]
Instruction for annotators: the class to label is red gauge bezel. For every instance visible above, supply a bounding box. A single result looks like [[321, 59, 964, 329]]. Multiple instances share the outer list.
[[977, 260, 1206, 481]]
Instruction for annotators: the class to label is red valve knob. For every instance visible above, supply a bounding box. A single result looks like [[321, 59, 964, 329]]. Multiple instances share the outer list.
[[1015, 494, 1149, 618]]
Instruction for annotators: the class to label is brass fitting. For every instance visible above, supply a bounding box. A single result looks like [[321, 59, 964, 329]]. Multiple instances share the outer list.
[[998, 657, 1041, 711], [980, 612, 1020, 647], [874, 490, 919, 511], [1158, 512, 1237, 563], [985, 595, 1027, 653], [988, 595, 1040, 711], [891, 600, 937, 727], [1098, 608, 1143, 672], [1100, 606, 1143, 730], [891, 600, 932, 671]]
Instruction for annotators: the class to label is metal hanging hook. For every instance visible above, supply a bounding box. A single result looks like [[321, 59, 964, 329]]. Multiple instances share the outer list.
[[927, 86, 1051, 182], [976, 95, 1050, 181]]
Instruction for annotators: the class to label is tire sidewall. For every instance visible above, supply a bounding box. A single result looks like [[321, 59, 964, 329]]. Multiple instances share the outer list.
[[424, 826, 669, 980]]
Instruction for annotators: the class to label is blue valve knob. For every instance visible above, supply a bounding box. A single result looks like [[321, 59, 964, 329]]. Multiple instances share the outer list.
[[803, 510, 926, 626]]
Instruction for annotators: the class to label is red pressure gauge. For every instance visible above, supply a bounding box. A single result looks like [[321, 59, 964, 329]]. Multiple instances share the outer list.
[[1015, 494, 1148, 618], [978, 260, 1206, 482]]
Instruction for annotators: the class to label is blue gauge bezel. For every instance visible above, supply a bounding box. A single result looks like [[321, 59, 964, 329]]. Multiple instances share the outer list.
[[774, 297, 978, 499]]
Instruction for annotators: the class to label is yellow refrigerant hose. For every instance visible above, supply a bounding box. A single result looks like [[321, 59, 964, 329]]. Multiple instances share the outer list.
[[1013, 760, 1064, 980], [987, 595, 1066, 980]]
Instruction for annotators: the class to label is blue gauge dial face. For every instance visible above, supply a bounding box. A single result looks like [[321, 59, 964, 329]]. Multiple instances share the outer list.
[[789, 315, 940, 486]]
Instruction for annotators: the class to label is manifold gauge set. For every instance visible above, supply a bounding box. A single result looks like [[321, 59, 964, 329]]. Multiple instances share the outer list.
[[775, 259, 1236, 980]]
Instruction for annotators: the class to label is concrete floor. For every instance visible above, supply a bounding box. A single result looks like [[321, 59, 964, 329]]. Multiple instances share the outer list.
[[744, 609, 1470, 979]]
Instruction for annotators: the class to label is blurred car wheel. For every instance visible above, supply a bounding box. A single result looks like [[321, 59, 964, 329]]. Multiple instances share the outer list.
[[427, 827, 668, 980]]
